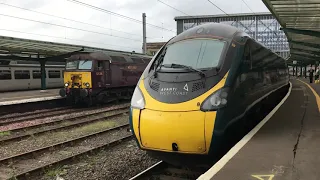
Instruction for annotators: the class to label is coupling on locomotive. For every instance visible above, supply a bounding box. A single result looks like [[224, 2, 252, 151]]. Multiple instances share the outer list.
[[129, 23, 289, 161], [59, 51, 151, 105]]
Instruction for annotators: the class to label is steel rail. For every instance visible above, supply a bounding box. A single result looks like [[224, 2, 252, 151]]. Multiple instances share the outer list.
[[0, 109, 129, 144]]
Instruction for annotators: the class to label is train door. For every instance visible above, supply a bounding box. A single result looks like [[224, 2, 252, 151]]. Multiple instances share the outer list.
[[104, 61, 111, 86]]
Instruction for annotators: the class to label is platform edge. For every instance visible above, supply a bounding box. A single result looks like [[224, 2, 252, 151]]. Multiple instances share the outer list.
[[197, 82, 292, 180]]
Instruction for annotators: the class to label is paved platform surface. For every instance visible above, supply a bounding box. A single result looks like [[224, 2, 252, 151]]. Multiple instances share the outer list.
[[198, 79, 320, 180], [0, 89, 62, 106]]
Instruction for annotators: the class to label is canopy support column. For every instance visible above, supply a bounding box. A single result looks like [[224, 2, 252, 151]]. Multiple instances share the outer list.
[[40, 57, 46, 91]]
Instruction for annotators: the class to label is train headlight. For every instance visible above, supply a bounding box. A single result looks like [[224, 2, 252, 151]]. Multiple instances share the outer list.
[[64, 82, 69, 87], [200, 87, 229, 111], [131, 86, 145, 109], [85, 82, 90, 87]]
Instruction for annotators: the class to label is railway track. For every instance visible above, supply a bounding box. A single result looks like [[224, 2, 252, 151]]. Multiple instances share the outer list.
[[130, 161, 210, 180], [0, 124, 133, 180], [0, 106, 71, 122], [0, 103, 130, 133], [0, 107, 129, 144], [0, 103, 120, 126]]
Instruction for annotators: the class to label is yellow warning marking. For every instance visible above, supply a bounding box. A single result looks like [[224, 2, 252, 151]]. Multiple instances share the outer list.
[[251, 174, 274, 180], [297, 79, 320, 113]]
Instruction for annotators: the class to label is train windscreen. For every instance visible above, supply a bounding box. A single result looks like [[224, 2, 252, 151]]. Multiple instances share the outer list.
[[162, 39, 225, 70], [66, 60, 93, 70]]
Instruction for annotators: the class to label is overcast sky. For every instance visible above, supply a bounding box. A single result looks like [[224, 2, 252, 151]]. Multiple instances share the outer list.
[[0, 0, 269, 53]]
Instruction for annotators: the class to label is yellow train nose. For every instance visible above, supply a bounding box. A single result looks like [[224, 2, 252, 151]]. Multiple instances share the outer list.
[[139, 109, 212, 153]]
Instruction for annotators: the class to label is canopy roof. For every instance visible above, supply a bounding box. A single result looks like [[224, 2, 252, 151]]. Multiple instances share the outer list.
[[262, 0, 320, 66], [0, 35, 145, 62]]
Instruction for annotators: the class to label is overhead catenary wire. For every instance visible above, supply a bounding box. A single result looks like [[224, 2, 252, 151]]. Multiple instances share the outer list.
[[66, 0, 177, 33], [157, 0, 191, 16], [207, 0, 229, 16], [0, 13, 143, 42], [0, 28, 141, 51], [240, 0, 255, 14], [0, 2, 163, 40]]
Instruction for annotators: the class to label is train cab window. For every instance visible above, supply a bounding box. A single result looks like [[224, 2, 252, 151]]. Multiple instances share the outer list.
[[161, 39, 225, 69], [0, 70, 11, 80], [96, 61, 103, 70], [14, 70, 30, 79], [48, 70, 61, 78], [32, 70, 41, 79]]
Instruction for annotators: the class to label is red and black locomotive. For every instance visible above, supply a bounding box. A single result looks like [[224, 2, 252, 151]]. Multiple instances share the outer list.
[[59, 51, 152, 105]]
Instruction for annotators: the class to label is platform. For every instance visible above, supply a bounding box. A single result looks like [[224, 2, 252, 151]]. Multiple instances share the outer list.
[[198, 79, 320, 180], [0, 89, 62, 106]]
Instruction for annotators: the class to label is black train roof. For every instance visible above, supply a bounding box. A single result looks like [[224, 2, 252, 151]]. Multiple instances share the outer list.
[[167, 23, 249, 45]]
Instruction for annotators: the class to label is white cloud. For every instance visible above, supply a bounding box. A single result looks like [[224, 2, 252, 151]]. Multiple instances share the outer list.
[[0, 0, 269, 53]]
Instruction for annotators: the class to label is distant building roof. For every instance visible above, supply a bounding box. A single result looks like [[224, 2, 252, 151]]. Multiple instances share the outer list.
[[146, 42, 166, 49], [174, 12, 272, 21]]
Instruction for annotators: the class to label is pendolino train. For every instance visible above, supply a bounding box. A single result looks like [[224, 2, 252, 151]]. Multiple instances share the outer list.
[[129, 23, 289, 162], [59, 51, 152, 105]]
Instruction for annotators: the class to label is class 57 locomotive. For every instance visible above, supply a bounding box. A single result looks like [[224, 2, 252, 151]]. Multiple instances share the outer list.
[[59, 51, 152, 105]]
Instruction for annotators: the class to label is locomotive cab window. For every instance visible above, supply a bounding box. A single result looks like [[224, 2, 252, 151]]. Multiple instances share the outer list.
[[66, 60, 92, 70], [160, 39, 225, 70], [96, 61, 103, 70]]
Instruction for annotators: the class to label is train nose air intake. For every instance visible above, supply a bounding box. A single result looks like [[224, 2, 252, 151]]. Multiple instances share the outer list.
[[172, 143, 178, 151]]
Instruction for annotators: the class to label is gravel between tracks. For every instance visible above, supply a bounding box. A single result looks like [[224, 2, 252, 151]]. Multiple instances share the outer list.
[[36, 139, 159, 180], [0, 114, 129, 159], [0, 109, 129, 143], [0, 107, 66, 119], [0, 103, 130, 132], [0, 127, 131, 179]]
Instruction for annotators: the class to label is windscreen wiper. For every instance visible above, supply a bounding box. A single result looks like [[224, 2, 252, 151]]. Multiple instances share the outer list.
[[151, 47, 167, 78], [80, 59, 89, 65], [162, 63, 206, 78]]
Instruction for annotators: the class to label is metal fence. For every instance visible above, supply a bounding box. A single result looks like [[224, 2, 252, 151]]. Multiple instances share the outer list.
[[175, 13, 289, 59]]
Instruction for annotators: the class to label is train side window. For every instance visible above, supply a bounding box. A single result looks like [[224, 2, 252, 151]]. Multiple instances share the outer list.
[[48, 70, 61, 78], [14, 70, 30, 79], [32, 70, 41, 79], [0, 70, 11, 80], [97, 61, 103, 70]]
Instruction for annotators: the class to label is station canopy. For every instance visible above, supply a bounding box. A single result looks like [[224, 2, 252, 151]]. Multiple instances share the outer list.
[[0, 35, 143, 62], [262, 0, 320, 66]]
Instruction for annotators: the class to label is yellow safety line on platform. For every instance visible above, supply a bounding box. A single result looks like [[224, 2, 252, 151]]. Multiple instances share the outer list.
[[297, 79, 320, 113]]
